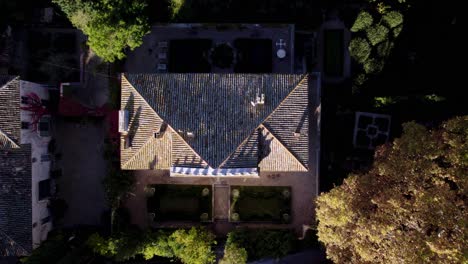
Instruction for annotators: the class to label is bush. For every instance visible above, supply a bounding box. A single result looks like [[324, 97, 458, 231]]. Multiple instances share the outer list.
[[393, 24, 403, 37], [363, 58, 384, 74], [169, 227, 216, 264], [376, 40, 394, 58], [87, 227, 216, 264], [350, 11, 374, 32], [349, 38, 371, 64], [366, 24, 389, 46], [220, 244, 248, 264], [383, 11, 403, 28], [226, 229, 296, 261]]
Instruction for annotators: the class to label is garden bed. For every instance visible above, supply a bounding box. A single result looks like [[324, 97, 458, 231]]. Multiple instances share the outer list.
[[230, 186, 291, 223], [169, 39, 212, 73], [234, 38, 272, 73], [147, 184, 212, 222]]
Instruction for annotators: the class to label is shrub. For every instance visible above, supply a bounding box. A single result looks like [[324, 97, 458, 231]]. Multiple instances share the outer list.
[[393, 24, 403, 37], [231, 213, 239, 221], [350, 11, 374, 32], [376, 40, 394, 58], [366, 24, 389, 46], [227, 229, 296, 261], [363, 58, 384, 74], [220, 244, 248, 264], [169, 227, 217, 264], [383, 11, 404, 28], [349, 38, 372, 64], [87, 227, 216, 264]]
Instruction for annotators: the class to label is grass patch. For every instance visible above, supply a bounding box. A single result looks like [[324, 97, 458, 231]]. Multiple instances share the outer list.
[[148, 184, 212, 222], [323, 29, 344, 77], [230, 186, 291, 223]]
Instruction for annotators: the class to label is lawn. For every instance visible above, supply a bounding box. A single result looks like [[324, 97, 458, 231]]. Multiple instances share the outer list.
[[230, 186, 291, 223], [147, 184, 212, 222], [323, 29, 344, 77], [168, 39, 212, 73]]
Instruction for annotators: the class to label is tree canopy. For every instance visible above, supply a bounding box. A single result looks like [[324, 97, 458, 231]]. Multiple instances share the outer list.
[[348, 0, 409, 89], [87, 227, 216, 264], [53, 0, 150, 62], [316, 116, 468, 263]]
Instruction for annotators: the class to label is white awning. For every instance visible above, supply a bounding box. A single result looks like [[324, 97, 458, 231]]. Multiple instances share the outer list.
[[170, 167, 259, 177]]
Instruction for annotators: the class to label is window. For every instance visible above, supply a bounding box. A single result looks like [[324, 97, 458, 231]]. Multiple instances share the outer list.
[[38, 116, 50, 137], [41, 216, 51, 225], [38, 179, 51, 200], [41, 154, 50, 162], [21, 122, 30, 129], [21, 96, 30, 104]]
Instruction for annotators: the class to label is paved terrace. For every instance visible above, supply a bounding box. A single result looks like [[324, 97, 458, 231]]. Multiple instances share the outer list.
[[125, 24, 294, 74]]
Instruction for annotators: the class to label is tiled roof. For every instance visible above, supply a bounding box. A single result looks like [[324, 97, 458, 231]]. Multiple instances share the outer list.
[[121, 73, 315, 172], [263, 77, 309, 167], [258, 126, 307, 171], [0, 76, 32, 256], [0, 76, 20, 149], [0, 145, 32, 256]]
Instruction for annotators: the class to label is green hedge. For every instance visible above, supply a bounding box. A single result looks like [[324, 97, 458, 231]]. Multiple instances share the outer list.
[[230, 186, 291, 223], [148, 185, 212, 222]]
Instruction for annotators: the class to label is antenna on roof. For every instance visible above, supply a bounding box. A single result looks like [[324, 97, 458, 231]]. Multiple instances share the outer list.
[[251, 89, 265, 107]]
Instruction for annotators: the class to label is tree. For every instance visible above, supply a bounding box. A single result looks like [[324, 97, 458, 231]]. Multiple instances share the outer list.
[[349, 38, 372, 64], [53, 0, 150, 62], [350, 11, 374, 32], [87, 227, 216, 263], [316, 116, 468, 264], [169, 227, 217, 264], [220, 243, 248, 264], [226, 229, 296, 261]]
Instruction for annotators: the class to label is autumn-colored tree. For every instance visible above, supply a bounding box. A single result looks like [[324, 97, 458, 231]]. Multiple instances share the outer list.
[[316, 116, 468, 263]]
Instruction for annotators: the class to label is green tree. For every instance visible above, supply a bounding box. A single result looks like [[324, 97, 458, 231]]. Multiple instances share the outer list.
[[87, 227, 216, 263], [366, 24, 390, 46], [383, 11, 404, 28], [350, 11, 374, 32], [53, 0, 150, 62], [349, 38, 372, 64], [316, 116, 468, 264], [226, 229, 296, 261], [220, 233, 248, 264], [169, 227, 217, 264]]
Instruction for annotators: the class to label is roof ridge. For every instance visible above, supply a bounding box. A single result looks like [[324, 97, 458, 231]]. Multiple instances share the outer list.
[[260, 125, 307, 171], [0, 128, 20, 149], [170, 125, 210, 168], [121, 136, 156, 169], [120, 75, 165, 165], [0, 228, 29, 256], [218, 127, 258, 168], [260, 74, 308, 125], [218, 75, 308, 168], [122, 73, 308, 169]]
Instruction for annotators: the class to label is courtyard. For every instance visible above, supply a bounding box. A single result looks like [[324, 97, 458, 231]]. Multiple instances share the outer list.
[[125, 24, 294, 74], [124, 170, 317, 236]]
